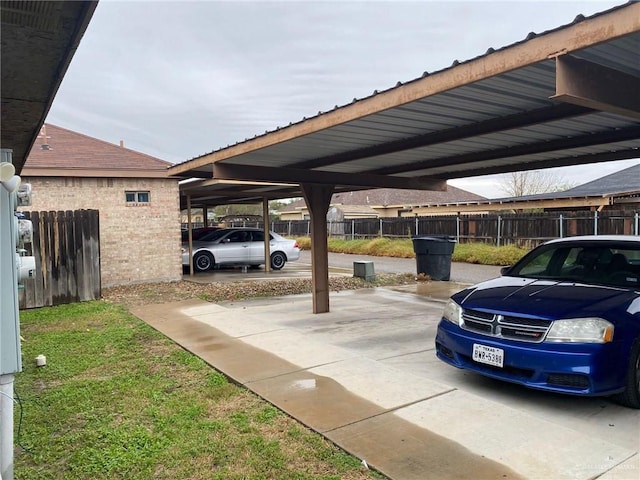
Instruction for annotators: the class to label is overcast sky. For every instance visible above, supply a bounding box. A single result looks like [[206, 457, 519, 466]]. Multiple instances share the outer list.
[[46, 0, 638, 198]]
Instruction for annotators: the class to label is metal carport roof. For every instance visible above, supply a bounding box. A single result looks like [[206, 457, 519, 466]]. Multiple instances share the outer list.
[[176, 1, 639, 315], [171, 2, 639, 208], [1, 1, 98, 173]]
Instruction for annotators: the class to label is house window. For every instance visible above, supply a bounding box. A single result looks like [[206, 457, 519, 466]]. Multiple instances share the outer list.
[[125, 191, 150, 204]]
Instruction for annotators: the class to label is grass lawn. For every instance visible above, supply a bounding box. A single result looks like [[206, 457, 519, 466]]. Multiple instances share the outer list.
[[14, 241, 525, 478], [15, 301, 385, 480], [295, 237, 528, 266]]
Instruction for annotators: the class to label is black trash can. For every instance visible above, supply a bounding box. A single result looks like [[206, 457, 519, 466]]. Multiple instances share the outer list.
[[412, 236, 456, 281]]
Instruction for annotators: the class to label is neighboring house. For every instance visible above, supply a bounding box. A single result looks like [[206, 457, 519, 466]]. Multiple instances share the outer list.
[[20, 124, 182, 287], [278, 186, 487, 220], [529, 163, 640, 211], [277, 164, 639, 221], [408, 163, 640, 216]]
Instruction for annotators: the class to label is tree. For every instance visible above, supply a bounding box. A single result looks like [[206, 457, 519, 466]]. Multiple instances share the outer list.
[[212, 199, 301, 221], [499, 170, 575, 197], [213, 203, 262, 219]]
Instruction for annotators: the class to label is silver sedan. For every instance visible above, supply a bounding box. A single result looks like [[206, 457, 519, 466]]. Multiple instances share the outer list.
[[182, 228, 300, 272]]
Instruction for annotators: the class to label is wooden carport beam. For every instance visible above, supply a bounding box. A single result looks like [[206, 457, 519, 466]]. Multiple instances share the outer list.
[[552, 55, 640, 120], [213, 164, 445, 191], [301, 184, 334, 314]]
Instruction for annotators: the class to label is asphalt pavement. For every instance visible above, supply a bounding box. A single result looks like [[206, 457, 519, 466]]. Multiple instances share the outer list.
[[297, 250, 504, 285], [134, 254, 639, 480]]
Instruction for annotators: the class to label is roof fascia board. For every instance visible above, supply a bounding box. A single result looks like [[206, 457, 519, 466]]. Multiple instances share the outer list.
[[168, 3, 640, 176], [183, 178, 295, 190], [615, 197, 640, 204], [552, 55, 640, 120], [183, 188, 301, 199], [213, 163, 446, 191], [411, 197, 609, 214], [21, 168, 170, 179]]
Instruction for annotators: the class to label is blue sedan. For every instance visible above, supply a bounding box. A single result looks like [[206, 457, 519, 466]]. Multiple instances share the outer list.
[[435, 235, 640, 408]]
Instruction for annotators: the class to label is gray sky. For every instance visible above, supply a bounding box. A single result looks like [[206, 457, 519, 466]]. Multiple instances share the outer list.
[[46, 0, 638, 198]]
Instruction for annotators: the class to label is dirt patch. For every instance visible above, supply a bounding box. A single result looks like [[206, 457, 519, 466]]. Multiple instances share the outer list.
[[102, 274, 417, 308]]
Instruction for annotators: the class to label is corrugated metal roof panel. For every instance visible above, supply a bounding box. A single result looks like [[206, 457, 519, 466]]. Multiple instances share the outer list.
[[170, 3, 640, 206]]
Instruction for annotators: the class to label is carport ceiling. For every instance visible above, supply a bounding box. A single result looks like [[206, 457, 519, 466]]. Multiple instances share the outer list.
[[1, 1, 97, 172], [171, 2, 640, 208]]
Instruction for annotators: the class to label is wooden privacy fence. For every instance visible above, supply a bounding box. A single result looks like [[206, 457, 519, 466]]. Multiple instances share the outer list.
[[19, 209, 100, 309], [208, 210, 640, 248]]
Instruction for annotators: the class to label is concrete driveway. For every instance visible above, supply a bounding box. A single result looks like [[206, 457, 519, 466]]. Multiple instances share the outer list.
[[148, 253, 639, 479], [183, 250, 503, 286]]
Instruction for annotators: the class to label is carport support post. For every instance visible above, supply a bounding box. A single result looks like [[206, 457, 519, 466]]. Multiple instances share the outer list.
[[301, 184, 334, 314], [187, 195, 194, 276], [262, 198, 271, 272]]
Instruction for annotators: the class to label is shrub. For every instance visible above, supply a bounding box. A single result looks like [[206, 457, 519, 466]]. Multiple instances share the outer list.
[[296, 237, 529, 266]]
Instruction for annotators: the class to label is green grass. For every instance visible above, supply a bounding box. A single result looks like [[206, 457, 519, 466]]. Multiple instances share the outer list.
[[14, 239, 530, 478], [451, 242, 528, 266], [15, 302, 384, 480], [296, 237, 528, 266]]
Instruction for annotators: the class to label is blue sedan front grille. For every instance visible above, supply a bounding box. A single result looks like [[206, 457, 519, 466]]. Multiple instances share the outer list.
[[461, 309, 552, 343]]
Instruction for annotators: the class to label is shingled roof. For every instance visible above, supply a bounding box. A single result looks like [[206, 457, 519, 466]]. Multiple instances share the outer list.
[[282, 185, 486, 211], [22, 124, 172, 178], [491, 163, 640, 202], [561, 163, 640, 197]]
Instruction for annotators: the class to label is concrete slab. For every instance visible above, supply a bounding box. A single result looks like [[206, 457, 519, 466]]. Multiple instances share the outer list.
[[247, 369, 386, 433], [181, 305, 284, 338], [241, 329, 357, 368], [309, 357, 453, 410], [395, 390, 634, 480], [598, 455, 640, 480], [326, 411, 526, 480], [385, 350, 640, 452], [131, 302, 302, 384], [131, 285, 640, 480], [219, 288, 445, 361]]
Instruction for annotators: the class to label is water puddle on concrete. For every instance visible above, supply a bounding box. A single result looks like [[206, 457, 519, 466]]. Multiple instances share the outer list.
[[248, 368, 524, 480], [289, 378, 317, 391]]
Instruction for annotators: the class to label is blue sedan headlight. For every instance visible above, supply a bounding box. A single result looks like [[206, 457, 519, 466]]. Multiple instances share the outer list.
[[545, 318, 614, 343], [442, 299, 462, 326]]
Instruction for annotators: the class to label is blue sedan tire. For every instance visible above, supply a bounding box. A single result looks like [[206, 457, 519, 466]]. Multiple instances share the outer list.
[[193, 252, 215, 272], [612, 339, 640, 409]]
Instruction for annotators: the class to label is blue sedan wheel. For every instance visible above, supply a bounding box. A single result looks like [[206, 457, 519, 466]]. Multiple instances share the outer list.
[[613, 339, 640, 409]]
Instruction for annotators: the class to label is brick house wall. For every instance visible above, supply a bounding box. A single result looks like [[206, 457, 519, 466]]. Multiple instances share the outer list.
[[20, 175, 182, 287]]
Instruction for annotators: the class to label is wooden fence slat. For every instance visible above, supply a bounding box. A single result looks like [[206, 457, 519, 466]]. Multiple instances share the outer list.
[[75, 209, 87, 301], [19, 209, 101, 309], [66, 211, 78, 303]]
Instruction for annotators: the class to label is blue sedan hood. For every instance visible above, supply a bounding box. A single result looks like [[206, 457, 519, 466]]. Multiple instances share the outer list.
[[452, 276, 639, 320]]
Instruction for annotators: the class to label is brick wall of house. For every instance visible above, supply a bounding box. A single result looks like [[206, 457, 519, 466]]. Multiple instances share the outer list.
[[20, 176, 182, 287]]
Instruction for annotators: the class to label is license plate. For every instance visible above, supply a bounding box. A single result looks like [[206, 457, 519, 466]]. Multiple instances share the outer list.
[[472, 344, 504, 368]]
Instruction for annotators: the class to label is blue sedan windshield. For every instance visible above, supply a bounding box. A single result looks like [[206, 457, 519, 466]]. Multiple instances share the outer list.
[[509, 243, 640, 288]]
